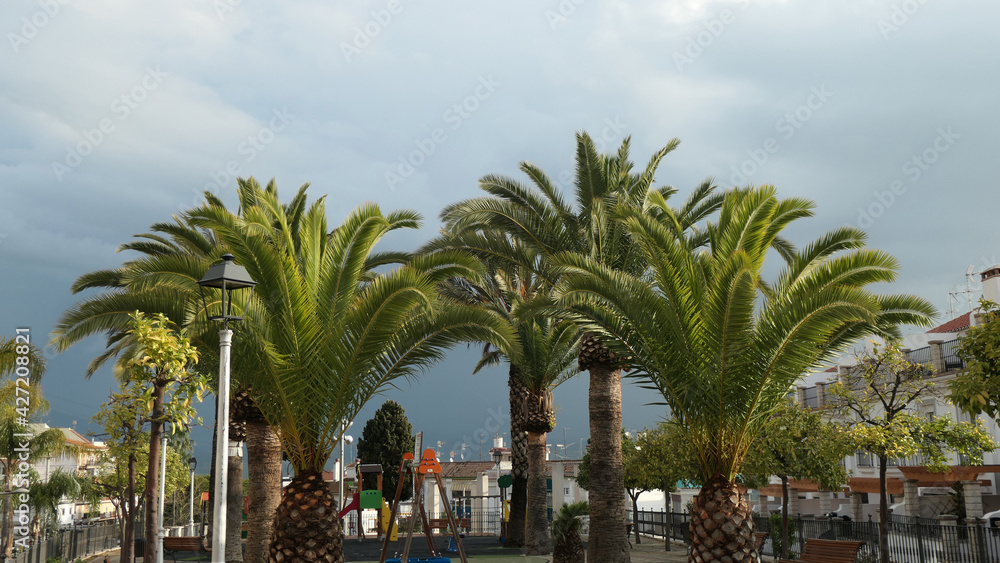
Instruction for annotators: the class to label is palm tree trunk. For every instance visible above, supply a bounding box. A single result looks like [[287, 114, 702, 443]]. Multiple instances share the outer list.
[[505, 365, 529, 548], [245, 420, 282, 563], [269, 471, 342, 563], [878, 455, 890, 563], [145, 382, 166, 563], [227, 446, 244, 563], [525, 431, 551, 555], [585, 361, 630, 563], [690, 475, 757, 563]]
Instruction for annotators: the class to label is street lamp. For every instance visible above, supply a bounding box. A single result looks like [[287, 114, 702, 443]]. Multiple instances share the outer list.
[[198, 253, 257, 561], [188, 457, 197, 535]]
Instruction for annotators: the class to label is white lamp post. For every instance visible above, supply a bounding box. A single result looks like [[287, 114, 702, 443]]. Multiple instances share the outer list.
[[157, 433, 168, 563], [188, 457, 197, 535], [198, 253, 257, 562]]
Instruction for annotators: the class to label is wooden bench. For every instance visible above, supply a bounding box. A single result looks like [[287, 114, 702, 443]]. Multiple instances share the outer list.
[[426, 518, 471, 533], [162, 536, 209, 563], [777, 538, 865, 563], [753, 531, 769, 552]]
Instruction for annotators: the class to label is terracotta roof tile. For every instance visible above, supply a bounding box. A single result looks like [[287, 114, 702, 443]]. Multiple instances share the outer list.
[[927, 312, 972, 334]]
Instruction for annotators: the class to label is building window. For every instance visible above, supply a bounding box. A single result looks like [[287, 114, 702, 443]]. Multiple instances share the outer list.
[[856, 451, 873, 467], [564, 487, 570, 496]]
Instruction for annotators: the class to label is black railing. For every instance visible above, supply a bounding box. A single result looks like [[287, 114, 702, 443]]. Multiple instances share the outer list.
[[11, 521, 120, 563], [908, 346, 932, 366], [941, 339, 966, 371], [630, 510, 1000, 563]]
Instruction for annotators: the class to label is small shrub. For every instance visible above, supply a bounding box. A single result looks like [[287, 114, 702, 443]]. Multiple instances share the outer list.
[[552, 501, 588, 563]]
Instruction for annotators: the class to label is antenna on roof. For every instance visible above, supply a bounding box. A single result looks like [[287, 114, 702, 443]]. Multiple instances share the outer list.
[[948, 266, 981, 317]]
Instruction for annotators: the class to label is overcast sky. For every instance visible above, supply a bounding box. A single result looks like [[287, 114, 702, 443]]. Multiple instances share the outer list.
[[2, 0, 998, 470]]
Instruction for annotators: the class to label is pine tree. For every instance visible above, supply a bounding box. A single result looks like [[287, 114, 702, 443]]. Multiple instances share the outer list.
[[357, 401, 415, 501]]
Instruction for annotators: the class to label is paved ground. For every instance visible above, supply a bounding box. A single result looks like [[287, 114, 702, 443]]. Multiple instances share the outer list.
[[87, 535, 704, 562]]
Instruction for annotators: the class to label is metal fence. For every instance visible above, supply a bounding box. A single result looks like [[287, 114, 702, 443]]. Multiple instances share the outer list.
[[10, 521, 120, 563], [631, 510, 1000, 563], [940, 339, 966, 371]]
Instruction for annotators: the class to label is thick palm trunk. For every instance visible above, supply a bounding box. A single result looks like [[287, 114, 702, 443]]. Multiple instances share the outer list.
[[144, 382, 166, 563], [246, 419, 282, 563], [269, 471, 342, 563], [525, 431, 551, 555], [505, 365, 529, 548], [690, 475, 757, 563], [584, 359, 630, 563], [227, 446, 244, 563]]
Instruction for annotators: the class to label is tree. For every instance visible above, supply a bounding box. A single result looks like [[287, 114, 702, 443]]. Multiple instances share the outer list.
[[186, 187, 515, 563], [51, 180, 307, 563], [440, 132, 723, 562], [551, 501, 588, 563], [357, 401, 415, 502], [121, 312, 205, 563], [554, 186, 936, 562], [828, 341, 996, 563], [949, 299, 1000, 421], [0, 338, 68, 556], [747, 401, 852, 559], [577, 425, 691, 546]]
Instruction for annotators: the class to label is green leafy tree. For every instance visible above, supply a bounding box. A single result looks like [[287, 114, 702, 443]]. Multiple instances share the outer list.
[[121, 312, 205, 563], [0, 339, 68, 556], [746, 401, 852, 559], [440, 132, 723, 563], [949, 299, 1000, 421], [357, 401, 415, 502], [828, 341, 997, 563], [186, 187, 515, 563], [553, 186, 936, 563]]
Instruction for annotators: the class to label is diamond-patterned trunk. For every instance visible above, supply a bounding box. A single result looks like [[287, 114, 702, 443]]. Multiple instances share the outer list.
[[269, 471, 343, 563], [505, 365, 529, 548], [690, 475, 758, 563]]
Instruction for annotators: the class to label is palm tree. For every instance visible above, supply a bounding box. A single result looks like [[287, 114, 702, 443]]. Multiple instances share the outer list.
[[552, 501, 588, 563], [440, 132, 722, 562], [434, 254, 579, 555], [553, 186, 935, 562], [51, 180, 303, 563], [186, 189, 514, 562]]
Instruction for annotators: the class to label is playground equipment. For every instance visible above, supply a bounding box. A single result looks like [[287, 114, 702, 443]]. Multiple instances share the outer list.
[[378, 449, 468, 563]]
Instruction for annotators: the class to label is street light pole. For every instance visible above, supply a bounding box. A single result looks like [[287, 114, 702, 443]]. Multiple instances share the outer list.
[[198, 254, 257, 563], [188, 457, 197, 535], [157, 433, 168, 563]]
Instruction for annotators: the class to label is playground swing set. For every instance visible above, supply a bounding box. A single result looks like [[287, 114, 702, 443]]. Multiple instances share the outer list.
[[374, 449, 469, 563]]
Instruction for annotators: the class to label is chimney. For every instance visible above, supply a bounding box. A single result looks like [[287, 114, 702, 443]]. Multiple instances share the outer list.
[[981, 265, 1000, 304]]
